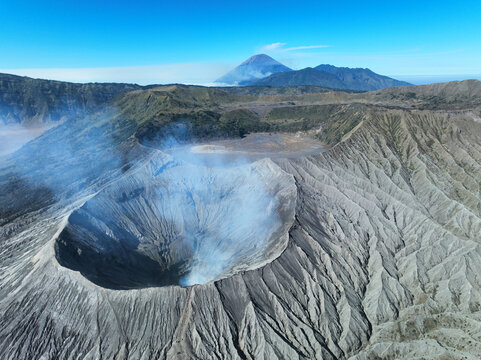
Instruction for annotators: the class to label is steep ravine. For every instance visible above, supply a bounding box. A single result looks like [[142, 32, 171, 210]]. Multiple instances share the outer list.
[[1, 108, 481, 359]]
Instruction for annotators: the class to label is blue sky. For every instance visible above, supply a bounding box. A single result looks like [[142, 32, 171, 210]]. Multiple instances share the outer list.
[[1, 0, 480, 84]]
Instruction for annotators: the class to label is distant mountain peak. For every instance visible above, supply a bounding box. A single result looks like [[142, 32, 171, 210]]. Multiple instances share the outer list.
[[240, 54, 284, 66], [215, 54, 291, 85]]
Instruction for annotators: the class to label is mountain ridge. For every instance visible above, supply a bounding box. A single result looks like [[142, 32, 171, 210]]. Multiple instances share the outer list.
[[1, 72, 480, 127], [251, 63, 411, 90], [314, 64, 412, 90], [215, 54, 412, 90], [252, 67, 346, 88]]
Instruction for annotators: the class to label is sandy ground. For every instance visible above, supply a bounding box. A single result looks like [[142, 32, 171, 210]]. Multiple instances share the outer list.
[[190, 133, 323, 159]]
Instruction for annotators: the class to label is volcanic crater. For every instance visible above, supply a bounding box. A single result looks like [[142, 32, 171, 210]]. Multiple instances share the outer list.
[[54, 136, 303, 289]]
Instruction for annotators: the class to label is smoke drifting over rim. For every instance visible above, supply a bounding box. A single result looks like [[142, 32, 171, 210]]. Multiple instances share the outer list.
[[0, 123, 56, 158], [158, 130, 284, 286], [52, 121, 296, 288], [1, 109, 296, 288], [0, 107, 141, 225]]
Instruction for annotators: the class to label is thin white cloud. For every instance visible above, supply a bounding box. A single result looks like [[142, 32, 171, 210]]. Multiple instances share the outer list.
[[260, 42, 286, 51], [283, 45, 330, 51], [0, 62, 233, 86], [259, 43, 330, 53]]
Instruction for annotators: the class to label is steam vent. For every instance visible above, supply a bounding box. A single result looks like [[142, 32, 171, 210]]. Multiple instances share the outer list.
[[55, 153, 296, 289]]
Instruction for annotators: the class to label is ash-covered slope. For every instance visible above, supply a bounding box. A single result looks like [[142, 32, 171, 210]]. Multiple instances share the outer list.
[[1, 81, 481, 359]]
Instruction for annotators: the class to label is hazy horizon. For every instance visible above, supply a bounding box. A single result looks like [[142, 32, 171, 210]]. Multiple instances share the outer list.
[[1, 61, 480, 86]]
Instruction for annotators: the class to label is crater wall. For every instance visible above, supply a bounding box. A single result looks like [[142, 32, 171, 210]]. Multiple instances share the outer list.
[[55, 153, 297, 289]]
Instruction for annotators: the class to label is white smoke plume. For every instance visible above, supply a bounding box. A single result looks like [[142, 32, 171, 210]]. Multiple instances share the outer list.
[[153, 126, 282, 286]]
